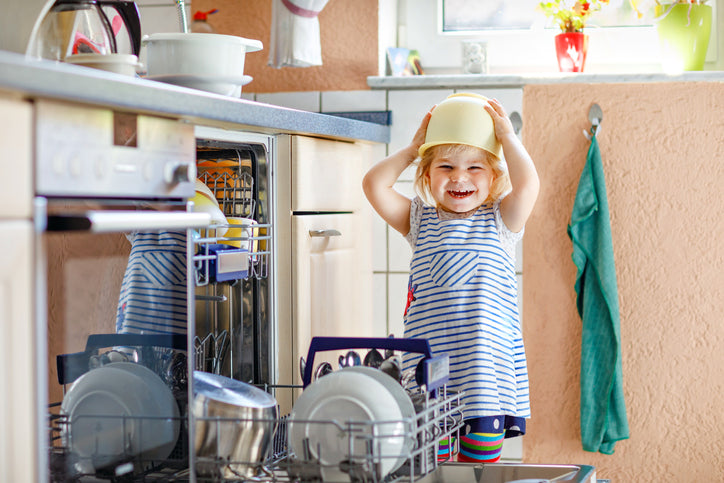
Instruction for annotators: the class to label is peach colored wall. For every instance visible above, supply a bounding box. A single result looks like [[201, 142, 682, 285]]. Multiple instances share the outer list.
[[521, 82, 723, 481], [191, 0, 378, 93]]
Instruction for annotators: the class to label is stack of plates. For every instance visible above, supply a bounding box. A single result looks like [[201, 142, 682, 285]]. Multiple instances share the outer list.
[[60, 362, 180, 473], [288, 366, 416, 481]]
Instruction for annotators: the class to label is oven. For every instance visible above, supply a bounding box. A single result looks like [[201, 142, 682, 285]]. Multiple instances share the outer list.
[[30, 99, 275, 481]]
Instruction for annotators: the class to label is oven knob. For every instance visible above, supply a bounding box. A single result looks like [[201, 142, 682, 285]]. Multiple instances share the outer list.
[[164, 161, 196, 185]]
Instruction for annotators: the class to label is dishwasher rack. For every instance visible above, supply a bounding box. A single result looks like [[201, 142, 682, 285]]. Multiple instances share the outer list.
[[47, 384, 462, 482]]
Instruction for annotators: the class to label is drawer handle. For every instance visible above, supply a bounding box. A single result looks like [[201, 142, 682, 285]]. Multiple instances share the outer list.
[[309, 229, 341, 238]]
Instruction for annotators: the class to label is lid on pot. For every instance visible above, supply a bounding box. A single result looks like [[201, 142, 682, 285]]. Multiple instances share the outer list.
[[194, 371, 277, 408], [418, 93, 501, 160]]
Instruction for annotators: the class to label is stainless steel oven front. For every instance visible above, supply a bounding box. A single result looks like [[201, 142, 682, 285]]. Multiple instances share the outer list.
[[34, 100, 275, 482]]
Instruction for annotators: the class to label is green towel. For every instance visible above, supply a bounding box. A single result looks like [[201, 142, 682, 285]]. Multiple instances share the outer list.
[[567, 135, 630, 455]]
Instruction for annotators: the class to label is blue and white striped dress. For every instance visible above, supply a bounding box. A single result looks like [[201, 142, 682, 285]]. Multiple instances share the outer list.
[[115, 231, 188, 335], [403, 197, 530, 422]]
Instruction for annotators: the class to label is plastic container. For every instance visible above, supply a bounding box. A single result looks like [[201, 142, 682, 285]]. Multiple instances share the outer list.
[[419, 93, 502, 159], [191, 9, 218, 33]]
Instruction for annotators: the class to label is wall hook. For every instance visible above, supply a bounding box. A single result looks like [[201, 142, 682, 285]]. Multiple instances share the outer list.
[[584, 103, 603, 140]]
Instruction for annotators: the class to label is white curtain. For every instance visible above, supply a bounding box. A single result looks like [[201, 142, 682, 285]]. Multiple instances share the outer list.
[[268, 0, 331, 68]]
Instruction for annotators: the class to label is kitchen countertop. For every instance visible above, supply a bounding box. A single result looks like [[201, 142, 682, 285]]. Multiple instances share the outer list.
[[368, 71, 724, 89], [0, 50, 389, 144]]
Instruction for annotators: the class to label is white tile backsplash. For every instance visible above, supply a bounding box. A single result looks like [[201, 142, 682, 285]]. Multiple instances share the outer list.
[[372, 273, 388, 336], [387, 273, 409, 338], [371, 215, 388, 272], [321, 90, 387, 112], [387, 89, 454, 166], [255, 92, 321, 112]]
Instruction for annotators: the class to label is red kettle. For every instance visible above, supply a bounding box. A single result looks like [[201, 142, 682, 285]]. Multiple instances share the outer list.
[[27, 0, 141, 62]]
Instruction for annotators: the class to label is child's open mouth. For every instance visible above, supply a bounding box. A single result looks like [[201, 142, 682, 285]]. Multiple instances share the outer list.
[[447, 190, 475, 199]]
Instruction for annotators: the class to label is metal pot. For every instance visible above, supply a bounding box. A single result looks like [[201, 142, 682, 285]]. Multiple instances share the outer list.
[[192, 371, 277, 479]]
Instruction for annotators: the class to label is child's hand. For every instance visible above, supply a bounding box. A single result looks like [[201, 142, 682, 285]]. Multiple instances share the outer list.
[[484, 98, 515, 140], [409, 106, 435, 155]]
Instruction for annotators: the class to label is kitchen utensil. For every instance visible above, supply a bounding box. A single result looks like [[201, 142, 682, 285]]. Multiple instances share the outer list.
[[65, 53, 141, 76], [313, 361, 333, 380], [26, 0, 141, 62], [288, 367, 413, 481], [60, 364, 180, 472], [299, 356, 306, 380], [338, 350, 361, 368], [142, 33, 262, 96], [379, 355, 402, 382], [193, 371, 278, 479], [418, 93, 502, 159], [363, 348, 383, 368]]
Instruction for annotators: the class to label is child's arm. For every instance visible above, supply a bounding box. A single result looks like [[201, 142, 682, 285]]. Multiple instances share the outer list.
[[362, 110, 433, 236], [485, 99, 540, 233]]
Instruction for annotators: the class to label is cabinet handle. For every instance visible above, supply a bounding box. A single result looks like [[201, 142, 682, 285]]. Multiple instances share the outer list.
[[309, 229, 341, 238]]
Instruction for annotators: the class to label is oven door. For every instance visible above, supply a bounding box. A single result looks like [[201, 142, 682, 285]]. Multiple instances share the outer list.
[[41, 199, 209, 481]]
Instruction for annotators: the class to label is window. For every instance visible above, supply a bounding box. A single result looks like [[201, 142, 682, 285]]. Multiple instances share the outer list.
[[441, 0, 646, 32], [397, 0, 716, 74]]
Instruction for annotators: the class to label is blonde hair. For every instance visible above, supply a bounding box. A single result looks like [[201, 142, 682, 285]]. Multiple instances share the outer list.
[[414, 144, 511, 207]]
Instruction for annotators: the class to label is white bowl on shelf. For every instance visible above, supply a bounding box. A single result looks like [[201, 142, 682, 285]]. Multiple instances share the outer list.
[[142, 33, 262, 96]]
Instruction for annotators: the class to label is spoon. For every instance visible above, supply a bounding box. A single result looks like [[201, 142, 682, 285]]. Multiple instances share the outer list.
[[363, 348, 384, 368], [338, 350, 361, 368], [314, 361, 334, 380], [379, 355, 402, 382]]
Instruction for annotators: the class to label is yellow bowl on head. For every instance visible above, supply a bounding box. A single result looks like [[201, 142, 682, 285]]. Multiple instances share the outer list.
[[418, 93, 502, 159]]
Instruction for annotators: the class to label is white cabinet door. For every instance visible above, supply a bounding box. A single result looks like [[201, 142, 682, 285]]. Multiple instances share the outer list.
[[291, 213, 373, 385], [0, 95, 32, 218], [0, 221, 37, 483]]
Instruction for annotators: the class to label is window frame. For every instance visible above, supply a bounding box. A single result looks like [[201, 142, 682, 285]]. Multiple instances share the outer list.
[[397, 0, 717, 74]]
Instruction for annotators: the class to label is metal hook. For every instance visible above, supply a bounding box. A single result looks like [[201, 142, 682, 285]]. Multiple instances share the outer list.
[[584, 103, 603, 140]]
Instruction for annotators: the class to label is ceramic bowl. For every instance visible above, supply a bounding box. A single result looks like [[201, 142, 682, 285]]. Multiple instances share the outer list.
[[143, 33, 262, 96], [65, 53, 142, 76], [419, 93, 502, 159]]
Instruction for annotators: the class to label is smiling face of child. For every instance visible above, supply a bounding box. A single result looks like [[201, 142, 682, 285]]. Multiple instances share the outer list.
[[426, 147, 496, 214]]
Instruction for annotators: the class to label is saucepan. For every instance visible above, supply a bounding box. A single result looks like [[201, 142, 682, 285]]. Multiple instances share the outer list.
[[192, 371, 278, 479]]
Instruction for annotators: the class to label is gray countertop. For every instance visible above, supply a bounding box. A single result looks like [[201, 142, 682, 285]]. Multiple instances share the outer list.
[[367, 71, 724, 89], [0, 50, 389, 144]]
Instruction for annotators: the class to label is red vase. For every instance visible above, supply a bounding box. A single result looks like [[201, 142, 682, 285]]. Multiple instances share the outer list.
[[555, 32, 589, 72]]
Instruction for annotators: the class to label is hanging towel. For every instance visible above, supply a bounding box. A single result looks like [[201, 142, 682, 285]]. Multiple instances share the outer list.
[[268, 0, 330, 68], [567, 135, 630, 455]]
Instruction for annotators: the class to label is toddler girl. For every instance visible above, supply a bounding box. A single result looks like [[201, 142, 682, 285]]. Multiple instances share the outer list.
[[362, 93, 539, 463]]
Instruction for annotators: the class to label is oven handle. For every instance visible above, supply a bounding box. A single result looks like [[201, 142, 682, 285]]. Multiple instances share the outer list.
[[46, 211, 212, 233]]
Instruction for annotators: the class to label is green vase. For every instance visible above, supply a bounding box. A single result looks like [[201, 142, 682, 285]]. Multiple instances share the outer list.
[[655, 3, 712, 72]]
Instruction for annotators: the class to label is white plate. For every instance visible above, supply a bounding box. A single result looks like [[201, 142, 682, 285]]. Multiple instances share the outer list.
[[106, 362, 180, 461], [344, 366, 416, 472], [61, 365, 179, 470], [288, 367, 412, 481], [145, 74, 253, 96]]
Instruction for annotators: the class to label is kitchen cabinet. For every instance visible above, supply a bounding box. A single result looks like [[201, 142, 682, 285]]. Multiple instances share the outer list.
[[0, 95, 38, 482], [275, 135, 377, 412]]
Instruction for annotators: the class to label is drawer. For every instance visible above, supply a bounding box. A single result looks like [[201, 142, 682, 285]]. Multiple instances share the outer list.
[[291, 136, 368, 212]]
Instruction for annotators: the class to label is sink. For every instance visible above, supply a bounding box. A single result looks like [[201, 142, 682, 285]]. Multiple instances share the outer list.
[[414, 463, 596, 483]]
